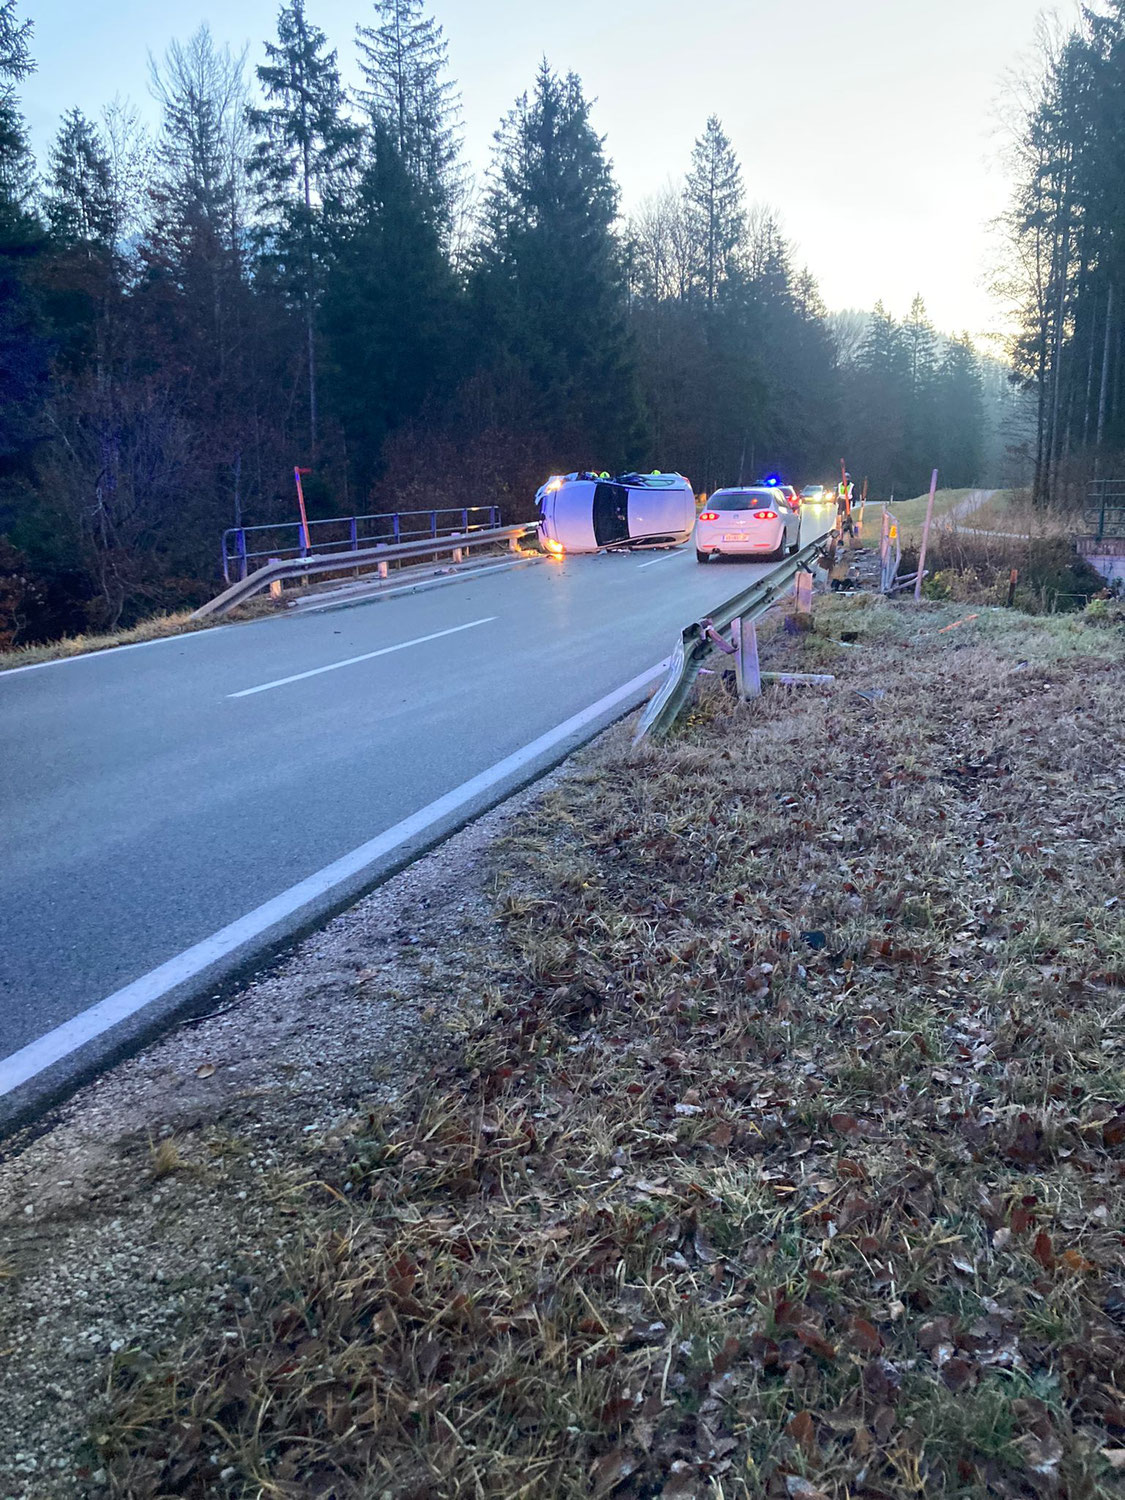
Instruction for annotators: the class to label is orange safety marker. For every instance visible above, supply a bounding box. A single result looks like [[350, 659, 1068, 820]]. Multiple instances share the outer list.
[[937, 613, 979, 634]]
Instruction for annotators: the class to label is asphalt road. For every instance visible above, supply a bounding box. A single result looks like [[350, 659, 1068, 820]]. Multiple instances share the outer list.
[[0, 509, 831, 1108]]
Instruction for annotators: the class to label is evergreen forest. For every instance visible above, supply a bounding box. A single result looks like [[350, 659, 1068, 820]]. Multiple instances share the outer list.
[[0, 0, 1016, 643]]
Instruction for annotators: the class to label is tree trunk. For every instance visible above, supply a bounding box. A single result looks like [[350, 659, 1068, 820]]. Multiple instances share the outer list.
[[1096, 280, 1114, 466]]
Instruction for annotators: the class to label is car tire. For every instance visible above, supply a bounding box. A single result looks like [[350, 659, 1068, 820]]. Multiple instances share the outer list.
[[696, 548, 710, 563], [788, 536, 800, 555]]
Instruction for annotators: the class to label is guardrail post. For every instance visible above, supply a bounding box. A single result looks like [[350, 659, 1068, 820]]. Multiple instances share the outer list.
[[452, 546, 463, 564], [349, 517, 358, 553], [733, 616, 761, 700], [789, 568, 813, 631], [268, 559, 282, 599]]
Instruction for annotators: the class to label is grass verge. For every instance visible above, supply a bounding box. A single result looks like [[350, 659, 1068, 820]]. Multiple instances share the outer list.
[[79, 597, 1125, 1498], [860, 489, 978, 545]]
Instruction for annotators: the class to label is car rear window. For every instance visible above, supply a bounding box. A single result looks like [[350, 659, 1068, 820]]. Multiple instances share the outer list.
[[708, 491, 778, 511]]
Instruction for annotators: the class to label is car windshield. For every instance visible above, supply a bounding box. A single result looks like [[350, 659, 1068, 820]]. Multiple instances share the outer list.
[[708, 491, 778, 511]]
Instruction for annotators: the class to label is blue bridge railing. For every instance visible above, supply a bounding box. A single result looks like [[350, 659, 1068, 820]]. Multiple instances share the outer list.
[[221, 507, 503, 584]]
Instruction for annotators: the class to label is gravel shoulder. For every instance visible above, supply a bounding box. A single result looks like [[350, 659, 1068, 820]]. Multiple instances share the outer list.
[[0, 777, 553, 1498]]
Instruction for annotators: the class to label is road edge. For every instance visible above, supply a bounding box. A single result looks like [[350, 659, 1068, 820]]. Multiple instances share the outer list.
[[0, 660, 667, 1136]]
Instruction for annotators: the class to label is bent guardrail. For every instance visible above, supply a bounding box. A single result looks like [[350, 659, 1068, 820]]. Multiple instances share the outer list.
[[192, 524, 537, 620], [635, 537, 830, 741]]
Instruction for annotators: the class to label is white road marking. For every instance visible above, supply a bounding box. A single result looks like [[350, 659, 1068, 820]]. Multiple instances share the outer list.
[[0, 625, 229, 680], [0, 658, 668, 1098], [228, 617, 496, 697], [637, 552, 683, 569]]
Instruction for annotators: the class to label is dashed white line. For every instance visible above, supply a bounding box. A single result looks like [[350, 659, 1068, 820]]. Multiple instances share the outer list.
[[637, 551, 684, 569], [227, 617, 496, 697]]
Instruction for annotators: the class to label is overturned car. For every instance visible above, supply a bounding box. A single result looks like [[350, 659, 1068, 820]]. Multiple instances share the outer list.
[[535, 471, 696, 554]]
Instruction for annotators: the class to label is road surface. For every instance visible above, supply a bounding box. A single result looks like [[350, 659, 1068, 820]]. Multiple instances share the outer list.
[[0, 513, 830, 1118]]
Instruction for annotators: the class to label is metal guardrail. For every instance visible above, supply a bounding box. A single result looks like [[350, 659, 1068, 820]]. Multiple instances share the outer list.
[[221, 506, 503, 583], [192, 524, 536, 620], [635, 537, 830, 740]]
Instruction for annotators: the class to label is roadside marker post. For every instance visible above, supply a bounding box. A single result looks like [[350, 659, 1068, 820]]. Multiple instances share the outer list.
[[733, 616, 761, 699], [914, 468, 939, 601], [293, 467, 312, 555]]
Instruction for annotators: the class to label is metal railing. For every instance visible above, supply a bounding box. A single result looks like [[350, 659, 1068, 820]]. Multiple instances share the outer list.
[[1084, 480, 1125, 542], [221, 506, 503, 583], [635, 537, 831, 741], [193, 524, 536, 620]]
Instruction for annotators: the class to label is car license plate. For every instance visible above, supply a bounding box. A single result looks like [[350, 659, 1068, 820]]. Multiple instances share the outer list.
[[723, 533, 749, 541]]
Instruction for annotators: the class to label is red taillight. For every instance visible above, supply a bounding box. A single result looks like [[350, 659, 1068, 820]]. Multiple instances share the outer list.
[[753, 509, 778, 520], [698, 511, 719, 522]]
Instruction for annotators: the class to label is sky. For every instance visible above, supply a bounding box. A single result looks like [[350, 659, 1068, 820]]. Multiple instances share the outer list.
[[19, 0, 1054, 343]]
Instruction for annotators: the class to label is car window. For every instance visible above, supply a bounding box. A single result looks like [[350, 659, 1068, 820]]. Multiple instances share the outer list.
[[709, 491, 779, 511]]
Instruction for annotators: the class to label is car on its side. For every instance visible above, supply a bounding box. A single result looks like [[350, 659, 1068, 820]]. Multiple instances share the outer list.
[[536, 471, 696, 554], [695, 486, 801, 563]]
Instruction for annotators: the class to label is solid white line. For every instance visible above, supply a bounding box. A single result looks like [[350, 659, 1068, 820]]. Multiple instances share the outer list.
[[0, 626, 229, 680], [0, 657, 669, 1098], [227, 617, 496, 697], [637, 552, 683, 570]]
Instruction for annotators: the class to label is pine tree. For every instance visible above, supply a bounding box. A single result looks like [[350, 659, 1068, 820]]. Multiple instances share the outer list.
[[850, 302, 910, 494], [249, 0, 359, 457], [355, 0, 460, 217], [934, 334, 984, 486], [0, 0, 33, 218], [901, 293, 938, 491], [321, 119, 456, 496], [45, 109, 117, 249], [683, 116, 744, 308], [475, 60, 641, 464], [148, 27, 250, 276], [0, 0, 45, 469]]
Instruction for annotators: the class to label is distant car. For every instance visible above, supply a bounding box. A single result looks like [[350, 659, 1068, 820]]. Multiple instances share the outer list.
[[774, 485, 800, 513], [758, 476, 800, 513], [536, 471, 696, 554], [695, 487, 801, 563], [800, 484, 830, 505]]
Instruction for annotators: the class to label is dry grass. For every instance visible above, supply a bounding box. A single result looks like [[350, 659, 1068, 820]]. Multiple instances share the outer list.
[[96, 596, 1125, 1499], [0, 610, 213, 672], [959, 491, 1061, 536], [860, 489, 978, 545]]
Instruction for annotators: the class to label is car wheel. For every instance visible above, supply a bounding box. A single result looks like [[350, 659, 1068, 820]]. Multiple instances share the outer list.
[[696, 548, 710, 563], [788, 535, 800, 555]]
